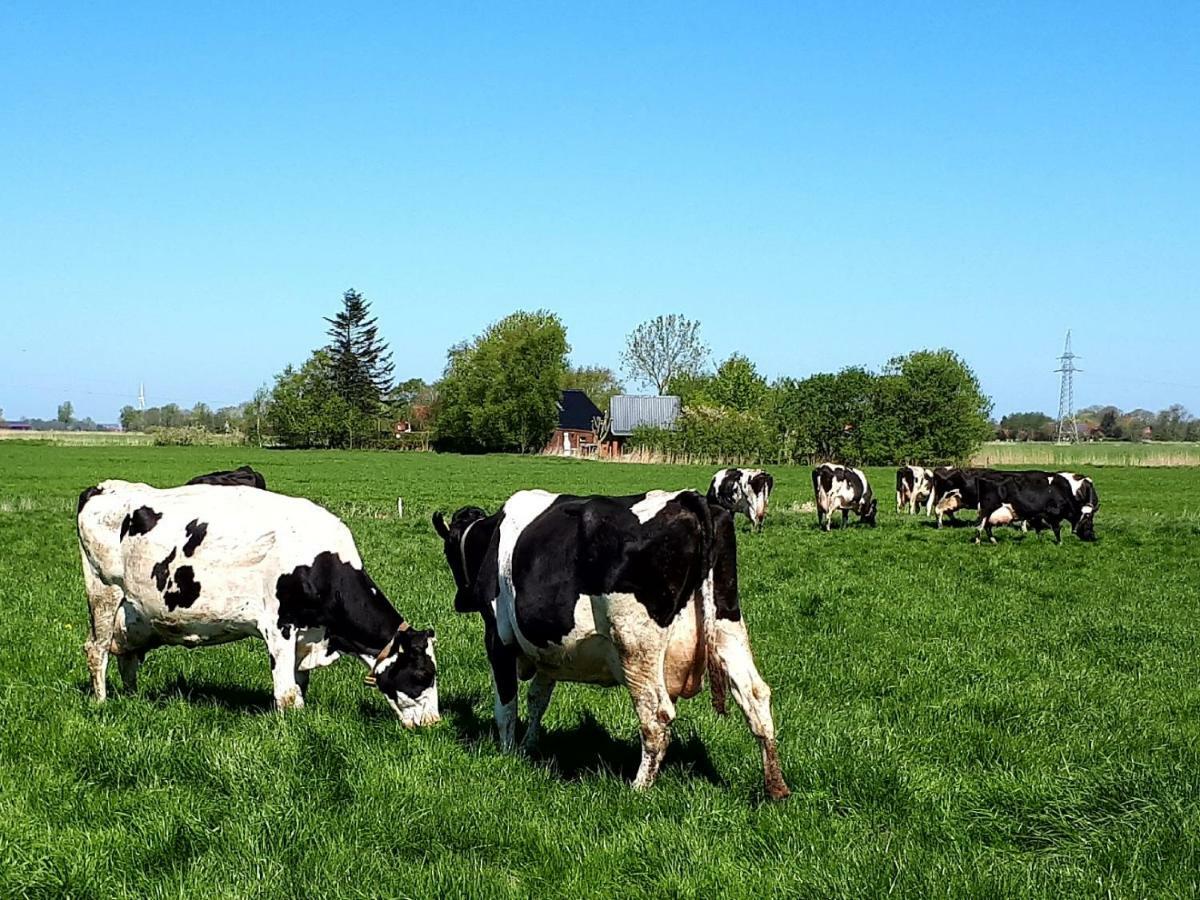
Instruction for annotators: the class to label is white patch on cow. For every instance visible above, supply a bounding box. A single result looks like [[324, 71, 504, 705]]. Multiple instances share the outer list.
[[1081, 505, 1094, 516], [495, 490, 561, 644], [631, 490, 687, 524]]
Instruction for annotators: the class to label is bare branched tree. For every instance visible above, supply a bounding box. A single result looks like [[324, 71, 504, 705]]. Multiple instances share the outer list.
[[620, 314, 709, 395]]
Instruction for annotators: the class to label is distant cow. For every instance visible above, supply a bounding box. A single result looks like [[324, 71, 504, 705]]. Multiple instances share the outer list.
[[77, 480, 438, 725], [432, 489, 789, 798], [895, 465, 935, 515], [974, 471, 1097, 543], [812, 464, 877, 531], [708, 468, 774, 531], [186, 465, 267, 490]]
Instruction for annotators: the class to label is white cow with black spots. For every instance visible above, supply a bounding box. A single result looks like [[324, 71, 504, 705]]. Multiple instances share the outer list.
[[76, 479, 438, 725]]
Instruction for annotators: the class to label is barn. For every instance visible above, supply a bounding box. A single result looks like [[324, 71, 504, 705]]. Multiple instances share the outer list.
[[603, 394, 681, 457], [545, 389, 603, 456]]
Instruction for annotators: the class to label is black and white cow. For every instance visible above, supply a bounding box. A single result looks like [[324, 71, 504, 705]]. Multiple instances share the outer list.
[[432, 489, 789, 799], [811, 464, 877, 531], [1057, 472, 1100, 518], [707, 468, 774, 531], [77, 480, 438, 725], [895, 465, 935, 515], [974, 471, 1097, 544], [186, 465, 267, 489], [929, 467, 1015, 527]]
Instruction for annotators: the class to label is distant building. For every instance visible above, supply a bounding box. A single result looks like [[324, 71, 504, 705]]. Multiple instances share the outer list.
[[604, 395, 681, 457], [545, 389, 603, 456], [0, 421, 31, 431]]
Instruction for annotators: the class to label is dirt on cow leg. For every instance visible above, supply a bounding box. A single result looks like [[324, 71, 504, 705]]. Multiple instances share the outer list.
[[630, 687, 675, 790], [83, 581, 124, 702], [716, 619, 790, 800], [520, 671, 556, 753]]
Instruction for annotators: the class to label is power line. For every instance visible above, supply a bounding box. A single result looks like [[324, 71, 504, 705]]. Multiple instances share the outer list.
[[1054, 330, 1082, 443]]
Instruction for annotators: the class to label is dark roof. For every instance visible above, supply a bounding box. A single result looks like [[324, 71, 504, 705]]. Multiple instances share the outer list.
[[558, 390, 603, 431], [610, 395, 681, 436]]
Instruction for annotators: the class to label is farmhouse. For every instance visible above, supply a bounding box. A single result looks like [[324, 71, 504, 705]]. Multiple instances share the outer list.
[[545, 389, 603, 456]]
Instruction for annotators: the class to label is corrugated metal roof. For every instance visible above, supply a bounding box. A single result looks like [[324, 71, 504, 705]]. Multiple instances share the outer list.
[[610, 395, 681, 436]]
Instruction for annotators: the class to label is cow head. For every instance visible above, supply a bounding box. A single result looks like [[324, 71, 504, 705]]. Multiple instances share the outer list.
[[859, 496, 878, 526], [1073, 502, 1097, 541], [369, 624, 440, 728], [432, 506, 495, 613]]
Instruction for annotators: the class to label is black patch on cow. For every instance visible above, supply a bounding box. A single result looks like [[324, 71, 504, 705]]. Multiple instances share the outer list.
[[120, 506, 162, 540], [508, 491, 710, 647], [164, 565, 201, 609], [275, 551, 402, 655], [708, 504, 742, 622], [268, 654, 276, 670], [707, 469, 742, 510], [152, 548, 177, 592], [748, 471, 773, 497], [186, 465, 267, 490], [183, 519, 208, 557], [77, 485, 103, 515], [280, 624, 292, 640]]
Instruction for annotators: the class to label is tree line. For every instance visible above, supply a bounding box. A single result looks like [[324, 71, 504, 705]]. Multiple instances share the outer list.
[[69, 290, 1195, 463], [998, 405, 1200, 442]]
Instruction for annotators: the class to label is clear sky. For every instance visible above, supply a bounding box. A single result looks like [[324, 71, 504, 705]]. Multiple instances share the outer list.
[[2, 3, 1197, 422]]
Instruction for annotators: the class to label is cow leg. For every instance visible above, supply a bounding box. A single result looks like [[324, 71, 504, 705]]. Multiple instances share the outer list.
[[115, 650, 144, 692], [265, 630, 303, 710], [84, 580, 124, 702], [1051, 521, 1062, 544], [485, 625, 519, 751], [840, 509, 849, 529], [714, 619, 790, 799], [520, 671, 556, 753], [625, 672, 676, 791], [295, 667, 311, 701]]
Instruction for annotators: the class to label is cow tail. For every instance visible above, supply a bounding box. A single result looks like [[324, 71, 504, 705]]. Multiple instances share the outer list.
[[693, 492, 728, 716]]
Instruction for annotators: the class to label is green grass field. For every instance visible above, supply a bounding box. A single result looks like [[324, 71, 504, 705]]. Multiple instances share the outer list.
[[2, 445, 1199, 897], [971, 440, 1200, 468]]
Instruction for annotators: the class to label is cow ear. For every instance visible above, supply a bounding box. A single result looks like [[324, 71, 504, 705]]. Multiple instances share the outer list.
[[432, 511, 449, 539]]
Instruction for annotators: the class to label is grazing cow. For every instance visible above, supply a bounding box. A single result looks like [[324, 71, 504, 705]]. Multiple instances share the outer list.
[[707, 468, 774, 531], [974, 471, 1097, 543], [1057, 472, 1100, 518], [186, 465, 267, 490], [431, 490, 789, 799], [931, 468, 1061, 528], [895, 465, 935, 515], [812, 464, 877, 531], [77, 480, 438, 725]]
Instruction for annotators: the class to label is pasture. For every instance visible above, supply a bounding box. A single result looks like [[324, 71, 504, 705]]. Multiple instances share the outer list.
[[2, 445, 1199, 897]]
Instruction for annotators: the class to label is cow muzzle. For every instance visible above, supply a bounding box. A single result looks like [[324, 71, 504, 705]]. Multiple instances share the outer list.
[[388, 686, 440, 728], [1075, 514, 1096, 542]]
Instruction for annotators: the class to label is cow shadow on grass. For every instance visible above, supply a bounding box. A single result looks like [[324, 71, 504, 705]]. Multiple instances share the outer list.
[[438, 694, 725, 786], [137, 676, 276, 713]]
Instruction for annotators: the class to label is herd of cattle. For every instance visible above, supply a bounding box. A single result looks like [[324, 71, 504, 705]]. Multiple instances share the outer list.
[[73, 460, 1097, 799]]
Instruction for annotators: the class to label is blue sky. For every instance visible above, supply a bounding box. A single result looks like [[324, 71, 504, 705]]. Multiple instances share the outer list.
[[2, 3, 1196, 422]]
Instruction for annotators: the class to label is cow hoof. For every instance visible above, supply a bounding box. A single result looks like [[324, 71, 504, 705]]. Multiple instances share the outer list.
[[990, 537, 997, 544]]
